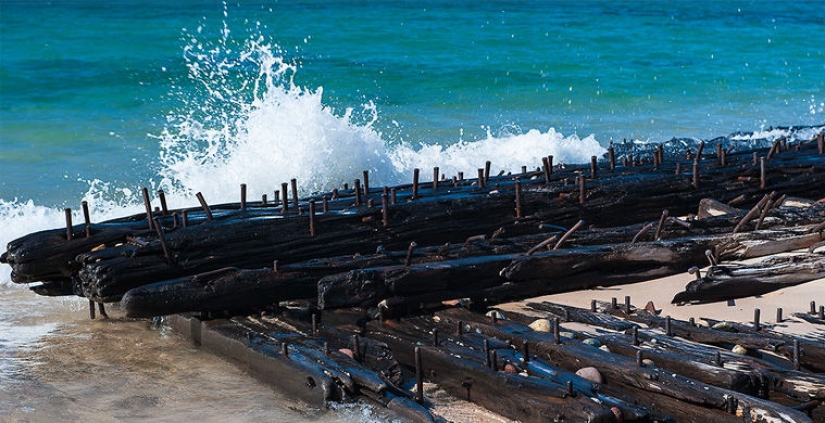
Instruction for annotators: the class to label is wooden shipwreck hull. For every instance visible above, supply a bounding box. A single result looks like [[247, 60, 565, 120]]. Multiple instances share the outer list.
[[2, 129, 825, 421]]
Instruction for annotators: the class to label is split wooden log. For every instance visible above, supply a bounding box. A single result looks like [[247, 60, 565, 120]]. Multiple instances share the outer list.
[[618, 309, 825, 372], [673, 253, 825, 305]]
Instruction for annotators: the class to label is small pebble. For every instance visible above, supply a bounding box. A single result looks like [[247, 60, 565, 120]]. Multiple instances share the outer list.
[[339, 348, 354, 359], [528, 318, 551, 332], [575, 367, 603, 383], [731, 344, 748, 355], [582, 338, 601, 347], [611, 406, 624, 422], [642, 358, 655, 367], [712, 321, 735, 332], [599, 345, 611, 353], [559, 331, 576, 339], [503, 364, 519, 374], [486, 310, 506, 320]]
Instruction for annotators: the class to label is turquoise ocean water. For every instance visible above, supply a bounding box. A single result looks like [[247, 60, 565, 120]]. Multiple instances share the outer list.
[[1, 1, 824, 421]]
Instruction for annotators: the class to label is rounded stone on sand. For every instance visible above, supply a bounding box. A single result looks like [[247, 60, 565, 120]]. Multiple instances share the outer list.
[[575, 366, 603, 383], [528, 318, 551, 332], [731, 344, 748, 355]]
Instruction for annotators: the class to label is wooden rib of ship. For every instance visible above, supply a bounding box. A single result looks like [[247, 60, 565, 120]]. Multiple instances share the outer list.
[[3, 129, 825, 422]]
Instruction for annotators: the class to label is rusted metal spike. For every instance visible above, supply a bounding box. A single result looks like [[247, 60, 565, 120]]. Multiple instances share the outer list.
[[542, 156, 551, 183], [354, 179, 362, 206], [514, 179, 522, 218], [590, 156, 597, 179], [195, 192, 213, 221], [405, 242, 417, 268], [753, 308, 761, 331], [654, 210, 669, 240], [631, 222, 654, 244], [692, 159, 699, 189], [81, 201, 91, 238], [526, 234, 558, 256], [477, 168, 485, 189], [142, 187, 154, 230], [240, 184, 247, 211], [523, 340, 530, 363], [484, 160, 491, 184], [153, 217, 175, 265], [553, 219, 584, 250], [261, 194, 268, 205], [64, 208, 73, 241], [553, 317, 561, 344], [818, 133, 824, 154], [281, 183, 289, 213], [322, 196, 328, 213], [381, 194, 389, 227], [157, 189, 169, 216], [433, 167, 439, 190], [291, 178, 299, 207], [578, 172, 586, 204], [760, 157, 766, 189], [89, 299, 96, 319], [362, 170, 370, 196], [390, 188, 397, 205], [412, 168, 420, 199], [308, 200, 316, 236], [776, 307, 783, 323]]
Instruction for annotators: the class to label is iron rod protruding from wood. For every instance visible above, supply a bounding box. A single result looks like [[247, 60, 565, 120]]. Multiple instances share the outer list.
[[655, 210, 669, 240], [590, 155, 597, 179], [412, 168, 420, 199], [665, 315, 672, 336], [591, 299, 597, 312], [637, 349, 643, 367], [514, 178, 522, 218], [625, 295, 631, 312], [715, 351, 722, 366], [692, 159, 699, 189], [553, 317, 560, 344], [753, 308, 761, 331], [195, 192, 213, 221], [415, 346, 424, 404], [811, 301, 816, 315], [381, 193, 389, 227], [817, 133, 824, 154], [291, 178, 299, 207], [89, 299, 95, 319], [64, 208, 73, 241], [240, 184, 247, 211], [157, 189, 168, 216], [142, 187, 154, 230], [81, 201, 91, 238], [282, 342, 289, 358], [405, 242, 417, 268], [432, 167, 439, 190], [578, 172, 586, 204], [554, 219, 584, 250], [311, 313, 318, 336], [477, 168, 485, 189], [308, 200, 316, 236], [632, 326, 638, 346], [760, 157, 766, 189], [484, 160, 491, 184], [362, 170, 369, 196], [354, 179, 362, 206], [281, 183, 289, 213], [776, 307, 783, 323]]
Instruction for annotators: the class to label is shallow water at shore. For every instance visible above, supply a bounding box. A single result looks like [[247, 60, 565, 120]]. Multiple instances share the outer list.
[[0, 285, 396, 423]]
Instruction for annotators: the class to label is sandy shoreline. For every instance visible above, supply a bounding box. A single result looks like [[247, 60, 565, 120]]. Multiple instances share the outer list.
[[500, 269, 825, 337]]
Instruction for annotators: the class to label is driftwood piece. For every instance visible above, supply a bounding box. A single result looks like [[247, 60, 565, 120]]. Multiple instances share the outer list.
[[673, 253, 825, 305]]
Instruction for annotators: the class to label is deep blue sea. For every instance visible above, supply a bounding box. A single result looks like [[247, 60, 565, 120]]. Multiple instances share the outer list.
[[1, 1, 824, 421]]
